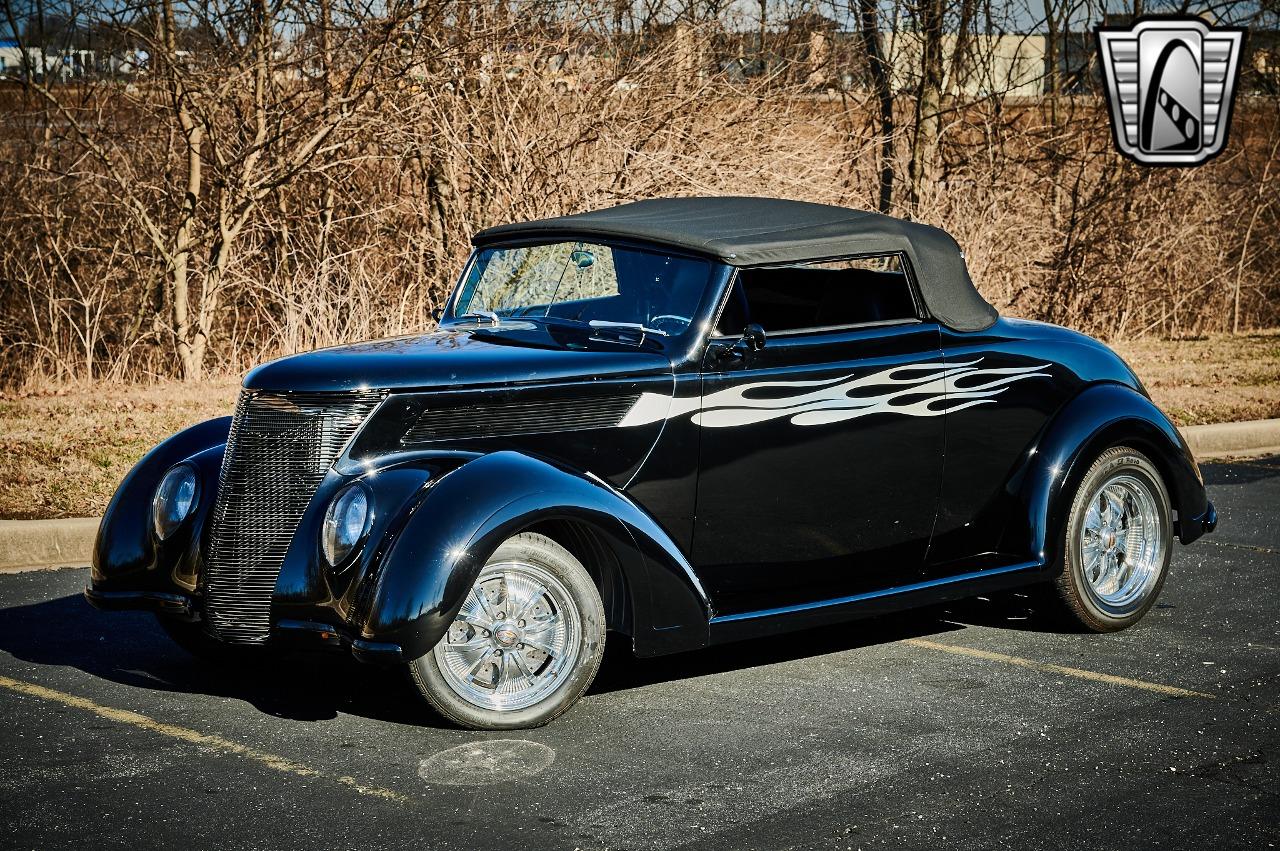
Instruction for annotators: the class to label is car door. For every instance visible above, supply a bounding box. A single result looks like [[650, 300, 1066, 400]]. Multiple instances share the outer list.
[[690, 258, 946, 617]]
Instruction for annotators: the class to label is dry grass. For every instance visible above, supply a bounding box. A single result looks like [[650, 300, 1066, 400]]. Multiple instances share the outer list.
[[0, 378, 240, 520], [1, 332, 1277, 519], [1112, 330, 1280, 427]]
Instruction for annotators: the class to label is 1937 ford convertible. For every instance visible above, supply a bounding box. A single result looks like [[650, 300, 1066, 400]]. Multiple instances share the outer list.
[[87, 197, 1217, 729]]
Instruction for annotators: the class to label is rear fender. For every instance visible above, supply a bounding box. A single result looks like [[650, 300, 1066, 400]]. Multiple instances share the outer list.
[[357, 451, 710, 661], [1006, 383, 1209, 571]]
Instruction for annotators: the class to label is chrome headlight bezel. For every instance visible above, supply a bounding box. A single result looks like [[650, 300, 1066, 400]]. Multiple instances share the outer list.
[[152, 463, 200, 541], [321, 482, 373, 569]]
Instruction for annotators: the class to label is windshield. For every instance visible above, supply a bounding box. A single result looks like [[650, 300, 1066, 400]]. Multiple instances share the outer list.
[[446, 241, 711, 339]]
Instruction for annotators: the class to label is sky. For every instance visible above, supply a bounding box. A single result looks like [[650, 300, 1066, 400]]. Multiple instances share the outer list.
[[1, 0, 1270, 47]]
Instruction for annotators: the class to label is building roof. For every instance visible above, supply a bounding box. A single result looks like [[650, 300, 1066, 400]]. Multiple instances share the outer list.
[[473, 196, 999, 332]]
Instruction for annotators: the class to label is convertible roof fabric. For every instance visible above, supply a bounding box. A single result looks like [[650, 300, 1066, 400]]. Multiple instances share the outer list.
[[472, 196, 999, 332]]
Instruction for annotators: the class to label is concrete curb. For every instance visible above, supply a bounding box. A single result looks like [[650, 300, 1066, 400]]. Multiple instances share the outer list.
[[0, 418, 1276, 572], [1180, 418, 1280, 461], [0, 518, 99, 574]]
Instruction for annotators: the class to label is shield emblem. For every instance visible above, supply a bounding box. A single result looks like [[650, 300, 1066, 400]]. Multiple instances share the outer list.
[[1096, 17, 1245, 166]]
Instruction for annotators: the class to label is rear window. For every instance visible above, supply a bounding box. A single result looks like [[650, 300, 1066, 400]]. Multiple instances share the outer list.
[[716, 254, 919, 336]]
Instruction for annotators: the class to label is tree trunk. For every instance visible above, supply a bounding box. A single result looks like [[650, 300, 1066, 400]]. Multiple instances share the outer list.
[[758, 0, 767, 65], [857, 0, 895, 214], [1043, 0, 1065, 223], [907, 0, 945, 212], [317, 0, 334, 276], [1043, 0, 1060, 129], [161, 0, 206, 381]]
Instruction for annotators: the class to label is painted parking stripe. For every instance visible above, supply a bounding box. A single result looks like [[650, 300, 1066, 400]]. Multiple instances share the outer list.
[[903, 639, 1216, 699], [0, 674, 412, 804]]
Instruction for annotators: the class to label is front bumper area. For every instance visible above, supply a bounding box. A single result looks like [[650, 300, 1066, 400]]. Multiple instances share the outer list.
[[83, 585, 405, 663], [85, 586, 195, 618]]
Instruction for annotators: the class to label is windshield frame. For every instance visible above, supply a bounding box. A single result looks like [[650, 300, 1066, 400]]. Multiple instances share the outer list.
[[440, 236, 729, 352]]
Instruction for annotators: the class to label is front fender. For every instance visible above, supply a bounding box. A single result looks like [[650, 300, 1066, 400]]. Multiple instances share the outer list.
[[91, 416, 231, 592], [357, 451, 710, 661], [1006, 382, 1210, 570]]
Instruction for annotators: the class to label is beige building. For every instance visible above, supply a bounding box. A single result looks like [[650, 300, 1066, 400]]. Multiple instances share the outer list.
[[882, 32, 1047, 98]]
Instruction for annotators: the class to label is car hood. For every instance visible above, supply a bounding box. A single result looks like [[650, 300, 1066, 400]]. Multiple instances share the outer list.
[[243, 328, 674, 393]]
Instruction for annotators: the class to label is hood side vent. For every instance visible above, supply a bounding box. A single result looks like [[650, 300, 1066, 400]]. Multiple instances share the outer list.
[[401, 394, 638, 445]]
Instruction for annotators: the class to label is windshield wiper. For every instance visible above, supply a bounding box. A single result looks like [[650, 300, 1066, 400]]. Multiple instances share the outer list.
[[518, 315, 667, 347], [459, 310, 500, 325], [587, 319, 669, 337]]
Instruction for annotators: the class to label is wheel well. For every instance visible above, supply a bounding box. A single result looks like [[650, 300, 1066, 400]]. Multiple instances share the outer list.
[[1073, 423, 1186, 520], [1034, 420, 1188, 574], [524, 518, 634, 638]]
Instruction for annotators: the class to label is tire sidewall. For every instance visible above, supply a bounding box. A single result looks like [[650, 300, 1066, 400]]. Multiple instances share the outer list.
[[409, 533, 606, 730], [1064, 447, 1173, 629]]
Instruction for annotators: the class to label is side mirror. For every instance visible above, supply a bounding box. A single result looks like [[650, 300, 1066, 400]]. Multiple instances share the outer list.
[[737, 323, 766, 354], [722, 323, 766, 360]]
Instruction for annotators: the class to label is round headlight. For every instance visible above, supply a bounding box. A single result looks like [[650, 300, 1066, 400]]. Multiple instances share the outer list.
[[322, 483, 371, 567], [152, 464, 199, 541]]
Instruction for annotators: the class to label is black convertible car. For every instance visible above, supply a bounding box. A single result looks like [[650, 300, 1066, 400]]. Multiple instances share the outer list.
[[88, 197, 1216, 729]]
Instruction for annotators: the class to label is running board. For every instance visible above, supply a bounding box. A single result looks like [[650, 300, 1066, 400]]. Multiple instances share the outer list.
[[707, 560, 1046, 645]]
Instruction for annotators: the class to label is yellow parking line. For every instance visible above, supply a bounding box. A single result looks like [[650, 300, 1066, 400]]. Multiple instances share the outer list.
[[903, 638, 1216, 700], [0, 674, 412, 804]]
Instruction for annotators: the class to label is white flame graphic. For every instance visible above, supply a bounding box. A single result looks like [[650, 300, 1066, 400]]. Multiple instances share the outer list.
[[619, 359, 1051, 429]]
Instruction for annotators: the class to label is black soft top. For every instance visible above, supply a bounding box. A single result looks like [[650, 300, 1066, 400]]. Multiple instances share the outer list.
[[472, 196, 999, 332]]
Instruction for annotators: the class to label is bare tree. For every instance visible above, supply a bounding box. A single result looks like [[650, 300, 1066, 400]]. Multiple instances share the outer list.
[[906, 0, 945, 211], [854, 0, 896, 213], [1, 0, 1277, 388]]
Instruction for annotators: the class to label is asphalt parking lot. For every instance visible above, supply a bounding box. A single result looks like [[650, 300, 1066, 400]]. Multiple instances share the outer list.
[[1, 457, 1277, 851]]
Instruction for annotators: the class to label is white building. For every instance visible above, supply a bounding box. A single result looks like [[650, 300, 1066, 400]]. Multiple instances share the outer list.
[[0, 39, 43, 79], [0, 41, 96, 80]]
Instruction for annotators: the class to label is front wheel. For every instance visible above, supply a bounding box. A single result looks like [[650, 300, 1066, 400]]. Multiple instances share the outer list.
[[1048, 446, 1173, 632], [407, 532, 606, 730]]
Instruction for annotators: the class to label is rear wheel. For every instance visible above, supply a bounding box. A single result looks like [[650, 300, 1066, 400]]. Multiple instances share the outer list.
[[1048, 446, 1173, 632], [408, 532, 606, 730]]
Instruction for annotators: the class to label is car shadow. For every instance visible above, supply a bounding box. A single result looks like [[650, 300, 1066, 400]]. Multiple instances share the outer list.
[[590, 590, 1088, 695], [933, 591, 1063, 633], [0, 592, 428, 726], [0, 590, 1064, 725], [589, 608, 964, 695]]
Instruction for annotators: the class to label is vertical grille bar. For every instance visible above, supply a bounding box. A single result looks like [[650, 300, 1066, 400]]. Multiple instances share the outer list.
[[203, 389, 385, 643]]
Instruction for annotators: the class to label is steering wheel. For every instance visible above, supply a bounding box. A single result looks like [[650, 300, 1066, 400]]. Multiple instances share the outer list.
[[649, 314, 692, 334]]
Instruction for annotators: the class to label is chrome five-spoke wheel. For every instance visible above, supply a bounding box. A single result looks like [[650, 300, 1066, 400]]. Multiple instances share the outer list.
[[1079, 473, 1164, 612], [1052, 446, 1173, 631], [408, 532, 606, 729], [435, 561, 582, 712]]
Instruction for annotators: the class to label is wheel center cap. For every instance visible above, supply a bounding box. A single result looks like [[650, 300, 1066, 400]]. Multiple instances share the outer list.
[[1105, 531, 1117, 549], [494, 625, 519, 647]]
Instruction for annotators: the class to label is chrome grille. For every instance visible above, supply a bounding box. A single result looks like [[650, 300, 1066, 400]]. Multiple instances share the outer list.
[[203, 389, 385, 643]]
